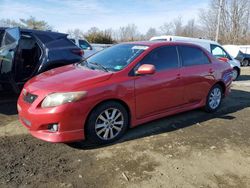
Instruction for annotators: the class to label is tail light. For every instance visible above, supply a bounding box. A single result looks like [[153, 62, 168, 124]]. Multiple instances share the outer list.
[[218, 57, 229, 63], [72, 49, 84, 56]]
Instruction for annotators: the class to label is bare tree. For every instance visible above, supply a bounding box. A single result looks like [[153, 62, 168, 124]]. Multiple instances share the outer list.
[[0, 19, 22, 27], [159, 22, 173, 35], [173, 17, 184, 35], [182, 19, 202, 38], [199, 0, 250, 44], [67, 28, 85, 39], [116, 24, 141, 42], [145, 27, 158, 40]]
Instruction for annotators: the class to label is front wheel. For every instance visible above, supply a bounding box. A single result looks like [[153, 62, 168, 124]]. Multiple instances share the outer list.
[[205, 85, 223, 113], [86, 101, 129, 144]]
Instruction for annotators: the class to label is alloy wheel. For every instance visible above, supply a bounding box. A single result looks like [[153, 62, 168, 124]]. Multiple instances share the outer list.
[[209, 87, 222, 110], [95, 108, 124, 140]]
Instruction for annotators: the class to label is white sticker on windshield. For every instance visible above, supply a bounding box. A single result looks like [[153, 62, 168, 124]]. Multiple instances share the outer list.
[[132, 46, 149, 50]]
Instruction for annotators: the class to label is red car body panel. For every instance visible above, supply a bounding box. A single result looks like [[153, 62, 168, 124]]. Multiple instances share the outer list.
[[17, 42, 232, 143]]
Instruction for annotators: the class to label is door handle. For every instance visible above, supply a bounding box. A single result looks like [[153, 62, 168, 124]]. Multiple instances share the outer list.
[[176, 73, 181, 79], [209, 69, 214, 74]]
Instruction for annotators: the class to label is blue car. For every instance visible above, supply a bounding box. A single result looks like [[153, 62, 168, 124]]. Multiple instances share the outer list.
[[0, 27, 83, 93]]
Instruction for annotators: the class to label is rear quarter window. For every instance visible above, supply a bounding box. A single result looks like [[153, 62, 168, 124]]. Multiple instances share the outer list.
[[211, 44, 232, 60], [45, 38, 78, 48], [178, 46, 210, 66], [34, 34, 54, 43]]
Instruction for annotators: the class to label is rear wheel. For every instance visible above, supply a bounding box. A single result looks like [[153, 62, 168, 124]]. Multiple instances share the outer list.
[[86, 101, 128, 144], [205, 84, 223, 113], [241, 59, 249, 67]]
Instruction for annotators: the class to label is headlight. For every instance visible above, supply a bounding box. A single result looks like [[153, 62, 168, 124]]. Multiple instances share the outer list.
[[41, 91, 87, 108]]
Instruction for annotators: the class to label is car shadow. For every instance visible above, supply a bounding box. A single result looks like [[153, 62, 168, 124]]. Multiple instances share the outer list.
[[237, 75, 250, 81], [0, 89, 249, 150], [0, 91, 18, 115], [68, 89, 250, 150]]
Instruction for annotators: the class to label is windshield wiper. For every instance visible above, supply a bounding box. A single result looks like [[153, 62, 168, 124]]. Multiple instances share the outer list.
[[88, 61, 109, 72]]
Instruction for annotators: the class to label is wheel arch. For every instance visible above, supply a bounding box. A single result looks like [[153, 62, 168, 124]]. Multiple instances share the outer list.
[[213, 81, 226, 96], [233, 66, 240, 74], [84, 98, 132, 133]]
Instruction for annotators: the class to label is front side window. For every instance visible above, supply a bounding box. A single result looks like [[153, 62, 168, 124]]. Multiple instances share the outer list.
[[139, 46, 179, 71], [211, 45, 231, 60], [84, 44, 148, 72], [178, 46, 210, 66]]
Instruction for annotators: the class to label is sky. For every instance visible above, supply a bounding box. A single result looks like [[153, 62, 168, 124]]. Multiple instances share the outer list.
[[0, 0, 210, 33]]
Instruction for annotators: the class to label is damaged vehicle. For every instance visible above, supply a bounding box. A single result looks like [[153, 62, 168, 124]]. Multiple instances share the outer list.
[[0, 27, 83, 93]]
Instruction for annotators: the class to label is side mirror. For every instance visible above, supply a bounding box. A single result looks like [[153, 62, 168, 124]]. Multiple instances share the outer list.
[[218, 57, 229, 63], [136, 64, 156, 75]]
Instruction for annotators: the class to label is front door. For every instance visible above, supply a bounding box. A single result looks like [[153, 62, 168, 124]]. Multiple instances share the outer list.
[[134, 45, 184, 119], [0, 27, 20, 84]]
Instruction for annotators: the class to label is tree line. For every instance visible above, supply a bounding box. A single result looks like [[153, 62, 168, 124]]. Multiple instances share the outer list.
[[0, 0, 249, 45]]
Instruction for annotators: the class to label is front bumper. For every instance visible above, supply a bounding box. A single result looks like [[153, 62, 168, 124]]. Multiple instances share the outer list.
[[17, 94, 88, 143]]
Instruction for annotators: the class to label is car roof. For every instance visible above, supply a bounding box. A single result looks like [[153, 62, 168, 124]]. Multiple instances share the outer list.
[[0, 27, 67, 40], [123, 41, 208, 49]]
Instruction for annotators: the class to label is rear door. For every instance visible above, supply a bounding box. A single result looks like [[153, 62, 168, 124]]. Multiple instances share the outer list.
[[134, 45, 184, 119], [178, 45, 214, 104], [0, 27, 20, 81]]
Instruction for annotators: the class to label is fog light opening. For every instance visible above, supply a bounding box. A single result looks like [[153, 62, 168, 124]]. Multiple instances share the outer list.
[[48, 124, 59, 132]]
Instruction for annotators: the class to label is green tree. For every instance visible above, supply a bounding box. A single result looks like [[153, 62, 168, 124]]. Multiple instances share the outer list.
[[85, 27, 115, 44], [0, 17, 52, 31], [19, 16, 52, 30]]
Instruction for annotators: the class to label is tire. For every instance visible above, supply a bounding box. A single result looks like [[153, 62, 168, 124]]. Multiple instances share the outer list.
[[85, 101, 129, 144], [205, 84, 223, 113], [241, 59, 249, 67], [231, 68, 239, 81]]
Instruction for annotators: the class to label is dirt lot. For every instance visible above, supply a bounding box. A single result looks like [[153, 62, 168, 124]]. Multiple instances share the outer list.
[[0, 68, 250, 188]]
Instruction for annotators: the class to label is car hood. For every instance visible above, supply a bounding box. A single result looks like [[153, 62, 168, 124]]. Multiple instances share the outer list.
[[26, 64, 113, 93]]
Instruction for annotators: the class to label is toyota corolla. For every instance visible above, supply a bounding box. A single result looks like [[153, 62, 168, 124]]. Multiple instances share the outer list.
[[17, 42, 232, 144]]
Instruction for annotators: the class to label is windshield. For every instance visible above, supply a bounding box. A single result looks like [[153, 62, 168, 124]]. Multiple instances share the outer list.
[[83, 44, 148, 72]]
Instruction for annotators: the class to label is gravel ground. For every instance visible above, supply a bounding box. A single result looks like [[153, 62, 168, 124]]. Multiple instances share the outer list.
[[0, 68, 250, 188]]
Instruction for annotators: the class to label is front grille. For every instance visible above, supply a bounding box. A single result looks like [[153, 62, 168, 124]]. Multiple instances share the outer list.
[[23, 93, 38, 104]]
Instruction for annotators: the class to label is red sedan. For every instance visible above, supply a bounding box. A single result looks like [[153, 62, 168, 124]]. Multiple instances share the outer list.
[[17, 42, 233, 144]]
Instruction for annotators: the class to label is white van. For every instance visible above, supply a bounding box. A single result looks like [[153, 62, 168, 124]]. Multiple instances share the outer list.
[[150, 35, 241, 80], [69, 38, 100, 58]]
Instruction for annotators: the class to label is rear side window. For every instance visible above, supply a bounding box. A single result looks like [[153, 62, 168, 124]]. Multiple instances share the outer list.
[[79, 40, 91, 50], [140, 46, 179, 71], [178, 46, 210, 66]]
